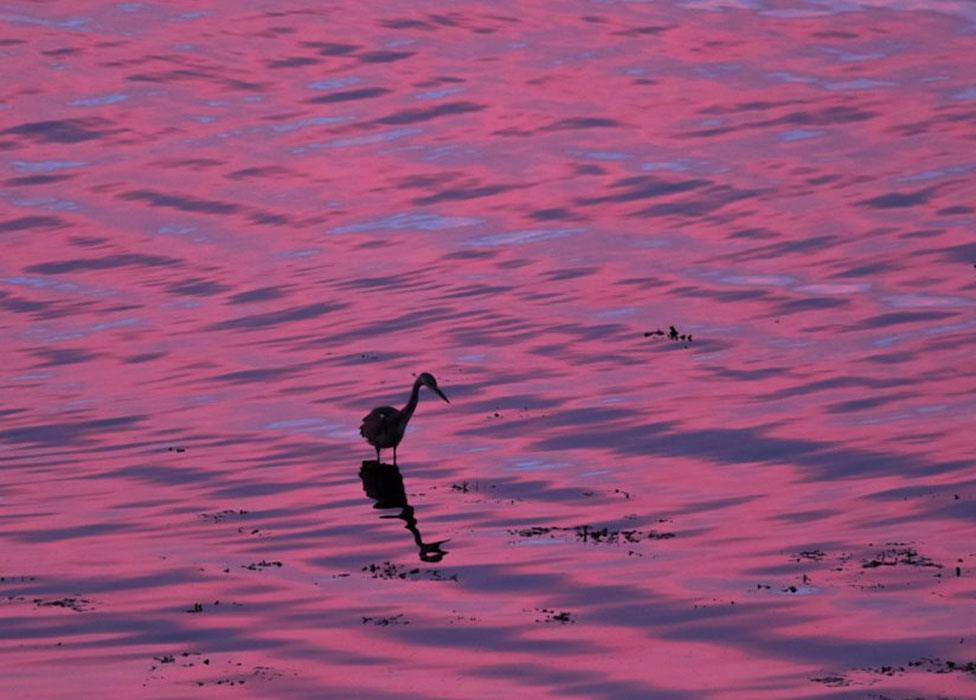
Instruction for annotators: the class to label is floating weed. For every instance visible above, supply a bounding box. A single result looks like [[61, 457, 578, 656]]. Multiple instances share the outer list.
[[531, 608, 575, 624], [200, 509, 248, 523], [509, 524, 675, 544], [362, 613, 409, 626], [361, 561, 458, 581], [33, 597, 92, 612], [242, 560, 283, 571]]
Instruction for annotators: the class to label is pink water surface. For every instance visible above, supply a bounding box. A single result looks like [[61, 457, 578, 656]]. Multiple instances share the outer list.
[[2, 1, 975, 698]]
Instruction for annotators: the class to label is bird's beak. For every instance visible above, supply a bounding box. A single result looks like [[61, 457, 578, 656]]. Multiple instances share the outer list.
[[434, 387, 450, 404]]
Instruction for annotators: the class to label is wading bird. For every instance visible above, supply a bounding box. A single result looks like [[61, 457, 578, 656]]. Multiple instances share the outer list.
[[360, 372, 450, 465]]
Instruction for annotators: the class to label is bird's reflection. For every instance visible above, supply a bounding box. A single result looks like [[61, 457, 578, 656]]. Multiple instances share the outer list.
[[359, 460, 448, 563]]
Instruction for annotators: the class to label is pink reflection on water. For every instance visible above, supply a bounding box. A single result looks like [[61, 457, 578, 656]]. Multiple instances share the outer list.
[[1, 0, 975, 697]]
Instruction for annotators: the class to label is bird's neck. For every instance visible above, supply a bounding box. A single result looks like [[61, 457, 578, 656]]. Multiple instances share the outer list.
[[400, 378, 423, 422]]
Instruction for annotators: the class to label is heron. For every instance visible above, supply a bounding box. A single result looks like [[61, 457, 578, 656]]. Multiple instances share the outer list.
[[360, 372, 450, 465]]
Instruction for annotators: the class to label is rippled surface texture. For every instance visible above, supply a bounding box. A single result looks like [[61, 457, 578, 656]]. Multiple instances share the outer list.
[[2, 1, 976, 697]]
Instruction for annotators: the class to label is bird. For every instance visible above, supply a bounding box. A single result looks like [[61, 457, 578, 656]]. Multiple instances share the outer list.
[[360, 372, 450, 465]]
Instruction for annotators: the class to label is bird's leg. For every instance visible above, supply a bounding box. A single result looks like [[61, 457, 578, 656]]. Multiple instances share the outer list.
[[393, 445, 397, 466], [375, 446, 381, 463]]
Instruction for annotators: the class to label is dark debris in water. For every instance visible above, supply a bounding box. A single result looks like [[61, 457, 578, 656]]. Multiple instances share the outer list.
[[193, 665, 287, 686], [362, 613, 409, 626], [644, 325, 694, 346], [361, 561, 458, 581], [582, 487, 631, 499], [857, 657, 976, 677], [242, 560, 283, 571], [861, 546, 942, 569], [33, 597, 92, 612], [862, 663, 906, 676], [789, 543, 946, 578], [146, 651, 289, 688], [449, 480, 502, 494], [755, 574, 813, 595], [445, 480, 518, 506], [184, 601, 241, 613], [533, 608, 575, 624], [809, 674, 850, 687], [509, 524, 675, 544], [905, 657, 976, 676], [448, 610, 481, 624], [793, 549, 826, 562], [201, 509, 248, 523]]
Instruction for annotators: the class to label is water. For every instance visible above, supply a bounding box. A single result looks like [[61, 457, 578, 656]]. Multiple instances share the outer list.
[[1, 1, 975, 697]]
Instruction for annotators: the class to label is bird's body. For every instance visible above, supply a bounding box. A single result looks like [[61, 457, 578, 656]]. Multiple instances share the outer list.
[[359, 405, 402, 451], [360, 373, 449, 464]]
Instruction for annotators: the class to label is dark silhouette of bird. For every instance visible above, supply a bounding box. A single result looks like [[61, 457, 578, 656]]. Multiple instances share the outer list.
[[359, 461, 448, 562], [359, 372, 450, 465]]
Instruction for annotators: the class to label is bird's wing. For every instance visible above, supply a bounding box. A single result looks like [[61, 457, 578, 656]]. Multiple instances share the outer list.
[[360, 406, 397, 437]]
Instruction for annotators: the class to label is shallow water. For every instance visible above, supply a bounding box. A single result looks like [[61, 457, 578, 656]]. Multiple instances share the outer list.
[[2, 1, 975, 697]]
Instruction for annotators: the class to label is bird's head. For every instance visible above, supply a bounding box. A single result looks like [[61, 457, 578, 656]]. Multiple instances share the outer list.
[[419, 372, 450, 404]]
